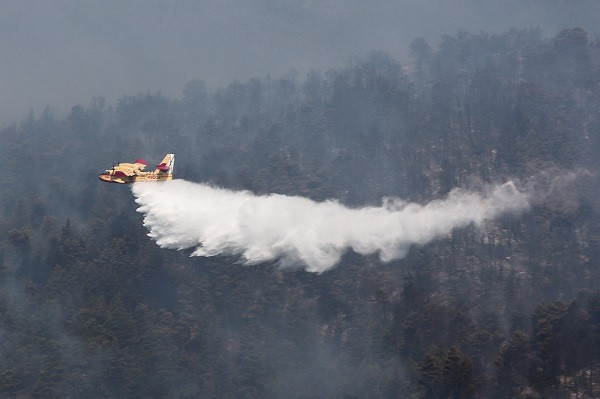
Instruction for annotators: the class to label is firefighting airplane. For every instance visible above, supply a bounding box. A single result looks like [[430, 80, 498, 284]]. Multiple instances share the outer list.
[[99, 154, 174, 184]]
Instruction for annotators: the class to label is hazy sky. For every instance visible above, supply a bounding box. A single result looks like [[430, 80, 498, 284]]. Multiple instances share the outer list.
[[2, 0, 599, 124]]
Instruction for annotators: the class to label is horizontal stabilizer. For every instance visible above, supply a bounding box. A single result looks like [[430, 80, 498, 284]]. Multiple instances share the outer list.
[[155, 154, 174, 174]]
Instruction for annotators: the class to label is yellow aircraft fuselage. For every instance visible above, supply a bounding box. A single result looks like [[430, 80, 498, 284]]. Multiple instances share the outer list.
[[99, 154, 174, 184], [98, 170, 173, 184]]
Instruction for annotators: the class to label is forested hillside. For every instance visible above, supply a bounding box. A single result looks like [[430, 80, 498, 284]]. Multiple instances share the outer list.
[[1, 28, 600, 398]]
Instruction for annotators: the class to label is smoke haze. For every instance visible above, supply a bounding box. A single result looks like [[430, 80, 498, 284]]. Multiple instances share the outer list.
[[3, 0, 599, 123], [133, 179, 530, 272]]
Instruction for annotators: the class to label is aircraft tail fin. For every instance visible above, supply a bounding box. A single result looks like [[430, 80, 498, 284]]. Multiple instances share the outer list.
[[155, 154, 174, 175]]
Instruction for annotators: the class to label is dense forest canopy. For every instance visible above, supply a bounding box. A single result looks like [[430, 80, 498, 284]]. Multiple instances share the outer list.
[[1, 28, 600, 398]]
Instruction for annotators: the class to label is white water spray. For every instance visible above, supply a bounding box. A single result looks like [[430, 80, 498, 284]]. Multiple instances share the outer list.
[[132, 180, 530, 272]]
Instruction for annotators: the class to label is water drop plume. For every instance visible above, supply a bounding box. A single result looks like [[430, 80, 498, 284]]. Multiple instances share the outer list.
[[132, 180, 530, 272]]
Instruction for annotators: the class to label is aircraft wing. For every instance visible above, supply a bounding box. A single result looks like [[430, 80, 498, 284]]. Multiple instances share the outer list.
[[135, 159, 148, 171], [112, 163, 139, 177]]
